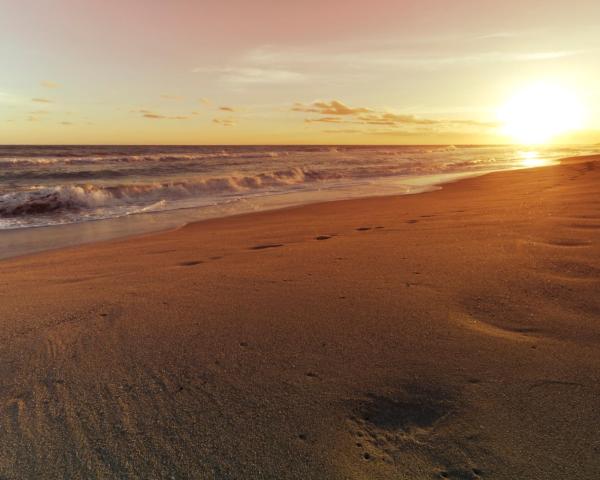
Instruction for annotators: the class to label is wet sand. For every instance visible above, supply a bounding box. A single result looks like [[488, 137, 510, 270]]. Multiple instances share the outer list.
[[0, 156, 599, 479]]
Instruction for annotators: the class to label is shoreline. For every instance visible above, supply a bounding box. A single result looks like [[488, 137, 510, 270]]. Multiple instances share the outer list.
[[0, 169, 483, 261], [2, 147, 597, 261]]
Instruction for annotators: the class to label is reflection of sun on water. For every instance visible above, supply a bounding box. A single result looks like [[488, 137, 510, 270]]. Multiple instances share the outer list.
[[518, 151, 548, 168], [499, 83, 585, 145]]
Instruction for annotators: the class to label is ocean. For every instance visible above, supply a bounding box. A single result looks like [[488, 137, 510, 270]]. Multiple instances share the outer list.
[[0, 144, 597, 258]]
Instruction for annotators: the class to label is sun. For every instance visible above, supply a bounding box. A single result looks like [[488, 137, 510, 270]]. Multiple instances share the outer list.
[[498, 82, 585, 145]]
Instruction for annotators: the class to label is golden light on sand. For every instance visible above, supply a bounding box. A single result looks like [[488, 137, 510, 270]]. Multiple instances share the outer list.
[[498, 83, 585, 145]]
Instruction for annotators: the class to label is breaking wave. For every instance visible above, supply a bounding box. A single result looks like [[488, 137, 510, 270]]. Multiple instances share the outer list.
[[0, 167, 333, 217]]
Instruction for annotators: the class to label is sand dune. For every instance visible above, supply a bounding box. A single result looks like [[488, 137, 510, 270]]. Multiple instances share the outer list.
[[0, 156, 599, 479]]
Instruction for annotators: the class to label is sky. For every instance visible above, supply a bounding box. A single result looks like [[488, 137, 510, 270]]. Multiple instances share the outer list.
[[1, 0, 599, 145]]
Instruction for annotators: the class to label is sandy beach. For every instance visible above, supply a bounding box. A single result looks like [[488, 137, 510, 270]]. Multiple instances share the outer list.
[[0, 155, 599, 479]]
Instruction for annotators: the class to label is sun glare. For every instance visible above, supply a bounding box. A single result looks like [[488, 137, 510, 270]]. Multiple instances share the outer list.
[[518, 151, 550, 168], [498, 83, 585, 145]]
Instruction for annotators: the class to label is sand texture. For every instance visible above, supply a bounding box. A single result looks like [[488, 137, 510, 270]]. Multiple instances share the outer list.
[[0, 156, 599, 479]]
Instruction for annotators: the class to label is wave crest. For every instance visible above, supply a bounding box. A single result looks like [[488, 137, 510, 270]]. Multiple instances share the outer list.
[[0, 167, 323, 217]]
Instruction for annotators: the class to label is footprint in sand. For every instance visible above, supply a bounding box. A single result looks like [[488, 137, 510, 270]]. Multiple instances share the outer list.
[[543, 238, 592, 247], [250, 244, 284, 250], [347, 384, 478, 475], [406, 219, 419, 224], [438, 468, 483, 479], [356, 227, 372, 231], [315, 235, 332, 240], [565, 214, 600, 220], [351, 385, 453, 436], [178, 260, 203, 266]]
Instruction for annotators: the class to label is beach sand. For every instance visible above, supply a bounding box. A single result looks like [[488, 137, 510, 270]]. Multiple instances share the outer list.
[[0, 156, 599, 479]]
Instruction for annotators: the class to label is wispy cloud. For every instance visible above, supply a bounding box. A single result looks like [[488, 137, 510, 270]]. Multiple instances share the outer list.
[[305, 117, 344, 124], [132, 109, 190, 120], [242, 44, 586, 74], [193, 66, 305, 84], [219, 106, 235, 112], [473, 31, 523, 40], [293, 100, 371, 115], [213, 118, 236, 127], [32, 98, 53, 103], [143, 113, 189, 120], [293, 99, 498, 133], [356, 113, 438, 126], [40, 80, 60, 89], [190, 36, 586, 97]]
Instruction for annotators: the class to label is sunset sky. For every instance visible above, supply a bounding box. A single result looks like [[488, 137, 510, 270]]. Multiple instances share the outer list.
[[1, 0, 599, 145]]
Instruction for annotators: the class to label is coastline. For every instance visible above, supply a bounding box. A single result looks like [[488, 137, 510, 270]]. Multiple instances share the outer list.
[[0, 169, 481, 261], [0, 155, 599, 479]]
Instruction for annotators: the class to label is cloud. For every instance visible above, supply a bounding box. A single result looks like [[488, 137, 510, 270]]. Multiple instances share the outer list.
[[194, 66, 305, 84], [292, 99, 499, 135], [372, 50, 585, 68], [246, 43, 585, 72], [354, 114, 497, 129], [26, 116, 39, 122], [40, 81, 60, 89], [449, 119, 500, 128], [29, 110, 50, 115], [213, 118, 236, 127], [292, 99, 498, 131], [304, 117, 344, 123], [198, 98, 211, 105], [356, 113, 439, 126], [60, 121, 73, 125], [133, 109, 190, 120], [32, 98, 53, 103], [143, 113, 189, 120], [219, 106, 235, 112], [292, 100, 371, 115]]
